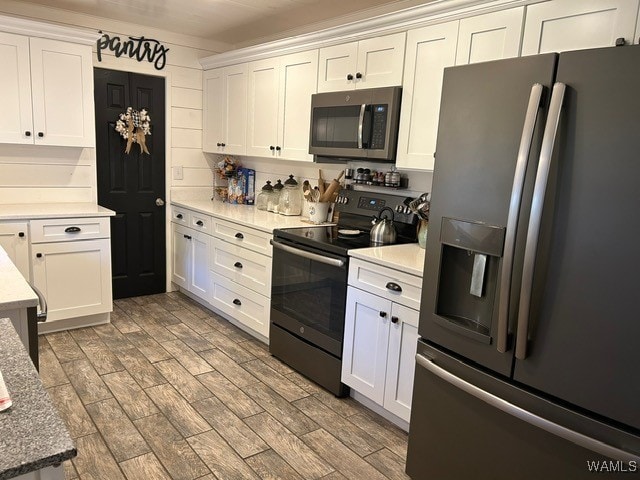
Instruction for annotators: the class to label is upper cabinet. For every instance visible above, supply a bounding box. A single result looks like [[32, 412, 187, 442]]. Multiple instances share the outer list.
[[318, 33, 406, 92], [247, 50, 318, 162], [0, 33, 94, 147], [203, 64, 248, 155], [522, 0, 639, 55], [396, 8, 524, 171]]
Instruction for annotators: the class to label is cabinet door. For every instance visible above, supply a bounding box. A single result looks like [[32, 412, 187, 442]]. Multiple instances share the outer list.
[[277, 50, 318, 162], [247, 58, 280, 157], [318, 41, 358, 92], [0, 32, 33, 144], [171, 223, 190, 289], [384, 303, 419, 422], [31, 239, 112, 322], [189, 229, 210, 301], [0, 222, 30, 279], [341, 287, 391, 405], [455, 7, 524, 65], [356, 32, 406, 89], [223, 63, 248, 155], [396, 22, 459, 171], [29, 38, 94, 147], [522, 0, 639, 55], [202, 68, 224, 153]]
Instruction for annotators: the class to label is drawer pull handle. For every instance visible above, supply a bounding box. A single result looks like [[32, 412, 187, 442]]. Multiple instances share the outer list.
[[235, 232, 244, 239], [386, 282, 402, 292], [176, 213, 183, 219], [36, 253, 42, 258], [65, 226, 82, 233], [196, 220, 204, 226], [234, 262, 243, 269], [18, 232, 25, 238], [233, 298, 242, 306], [379, 311, 387, 318], [391, 316, 399, 324]]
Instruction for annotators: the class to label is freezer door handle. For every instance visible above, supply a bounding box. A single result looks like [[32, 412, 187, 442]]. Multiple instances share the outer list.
[[516, 82, 566, 360], [497, 83, 544, 353], [416, 353, 640, 463]]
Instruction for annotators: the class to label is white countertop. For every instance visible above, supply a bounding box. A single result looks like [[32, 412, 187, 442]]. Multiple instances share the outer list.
[[0, 247, 37, 310], [172, 199, 315, 233], [0, 203, 115, 220], [349, 243, 425, 277]]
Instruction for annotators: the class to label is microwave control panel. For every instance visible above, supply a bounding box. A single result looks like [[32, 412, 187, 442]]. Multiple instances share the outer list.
[[370, 105, 388, 150]]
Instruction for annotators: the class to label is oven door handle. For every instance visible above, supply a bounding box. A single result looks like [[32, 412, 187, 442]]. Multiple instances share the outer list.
[[270, 240, 345, 267]]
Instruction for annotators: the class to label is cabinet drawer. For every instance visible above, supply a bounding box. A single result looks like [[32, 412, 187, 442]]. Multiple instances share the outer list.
[[30, 217, 110, 243], [171, 206, 189, 225], [210, 273, 270, 338], [190, 212, 212, 233], [210, 239, 271, 296], [212, 218, 272, 256], [348, 258, 422, 310]]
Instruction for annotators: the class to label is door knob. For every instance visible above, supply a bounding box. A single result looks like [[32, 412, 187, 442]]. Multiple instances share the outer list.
[[155, 198, 165, 206]]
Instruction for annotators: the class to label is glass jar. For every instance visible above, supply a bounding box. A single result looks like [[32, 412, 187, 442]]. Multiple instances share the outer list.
[[268, 179, 283, 213], [256, 181, 273, 211], [278, 175, 302, 216]]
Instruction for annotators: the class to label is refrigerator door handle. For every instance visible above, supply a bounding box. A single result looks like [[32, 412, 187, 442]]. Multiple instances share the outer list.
[[515, 82, 567, 360], [497, 83, 545, 353], [416, 353, 640, 463]]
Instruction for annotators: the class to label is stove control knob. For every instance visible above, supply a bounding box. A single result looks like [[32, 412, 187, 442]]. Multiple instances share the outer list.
[[395, 205, 404, 213], [342, 196, 349, 204]]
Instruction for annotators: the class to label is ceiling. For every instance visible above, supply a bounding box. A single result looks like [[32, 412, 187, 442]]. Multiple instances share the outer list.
[[12, 0, 436, 48]]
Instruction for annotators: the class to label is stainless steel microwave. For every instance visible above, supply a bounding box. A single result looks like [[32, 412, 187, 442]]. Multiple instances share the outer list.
[[309, 86, 402, 162]]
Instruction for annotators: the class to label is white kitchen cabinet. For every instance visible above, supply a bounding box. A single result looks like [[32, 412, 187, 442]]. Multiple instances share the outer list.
[[318, 33, 405, 92], [342, 285, 419, 422], [0, 222, 30, 279], [247, 50, 318, 161], [202, 64, 247, 154], [396, 8, 524, 171], [171, 222, 190, 290], [522, 0, 639, 56], [0, 33, 94, 147], [171, 218, 210, 301]]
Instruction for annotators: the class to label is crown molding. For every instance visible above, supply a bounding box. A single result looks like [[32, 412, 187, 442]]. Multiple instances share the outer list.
[[199, 0, 537, 69], [0, 13, 100, 45]]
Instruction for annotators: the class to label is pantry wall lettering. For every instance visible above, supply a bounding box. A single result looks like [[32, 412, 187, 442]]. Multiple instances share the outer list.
[[96, 32, 169, 70]]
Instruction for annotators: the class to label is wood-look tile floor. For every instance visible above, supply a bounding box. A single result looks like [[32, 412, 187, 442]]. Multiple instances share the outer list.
[[40, 292, 410, 480]]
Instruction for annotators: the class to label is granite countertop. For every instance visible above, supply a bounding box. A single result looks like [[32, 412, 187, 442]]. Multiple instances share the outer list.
[[0, 203, 115, 220], [0, 247, 37, 311], [349, 243, 426, 277], [172, 199, 315, 233], [0, 318, 76, 479]]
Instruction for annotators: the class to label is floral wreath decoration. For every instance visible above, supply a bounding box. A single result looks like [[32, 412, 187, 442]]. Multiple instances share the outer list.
[[115, 107, 151, 154]]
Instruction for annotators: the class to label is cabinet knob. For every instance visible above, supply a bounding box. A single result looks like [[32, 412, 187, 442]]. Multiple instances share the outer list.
[[36, 253, 42, 258], [233, 298, 242, 306], [615, 37, 626, 46], [176, 213, 183, 219], [235, 232, 244, 239], [196, 220, 204, 226], [221, 143, 226, 147], [355, 72, 362, 79], [269, 145, 275, 151], [25, 131, 31, 137], [217, 142, 222, 147], [234, 261, 243, 269], [275, 146, 281, 151], [386, 282, 402, 292], [379, 311, 387, 318], [18, 232, 25, 238], [346, 73, 354, 81], [37, 132, 44, 138], [391, 316, 399, 324], [184, 234, 192, 240]]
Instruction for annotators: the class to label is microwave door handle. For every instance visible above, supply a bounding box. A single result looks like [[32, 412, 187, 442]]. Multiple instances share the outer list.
[[357, 104, 366, 149], [515, 82, 566, 360]]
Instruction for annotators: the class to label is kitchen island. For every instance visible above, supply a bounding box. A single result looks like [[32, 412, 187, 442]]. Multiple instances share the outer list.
[[0, 318, 75, 480]]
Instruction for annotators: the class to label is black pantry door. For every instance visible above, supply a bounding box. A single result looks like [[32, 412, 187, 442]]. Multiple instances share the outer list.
[[94, 68, 166, 299]]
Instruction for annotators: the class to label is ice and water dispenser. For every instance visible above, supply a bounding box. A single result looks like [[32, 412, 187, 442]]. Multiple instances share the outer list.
[[433, 218, 505, 343]]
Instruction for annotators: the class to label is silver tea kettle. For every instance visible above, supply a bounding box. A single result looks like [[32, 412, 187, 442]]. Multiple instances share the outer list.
[[370, 207, 397, 245]]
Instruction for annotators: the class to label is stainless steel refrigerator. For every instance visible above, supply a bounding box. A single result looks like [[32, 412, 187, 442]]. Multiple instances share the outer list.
[[407, 45, 640, 479]]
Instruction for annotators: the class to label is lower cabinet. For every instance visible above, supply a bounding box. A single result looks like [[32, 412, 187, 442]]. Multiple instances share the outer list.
[[0, 222, 30, 279], [342, 274, 420, 423], [171, 222, 210, 301]]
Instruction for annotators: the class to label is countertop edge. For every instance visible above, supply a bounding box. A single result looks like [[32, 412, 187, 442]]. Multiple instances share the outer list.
[[0, 203, 115, 220]]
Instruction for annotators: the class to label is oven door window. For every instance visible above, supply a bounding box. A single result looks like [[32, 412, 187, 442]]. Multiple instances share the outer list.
[[311, 105, 371, 149], [271, 242, 347, 357]]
